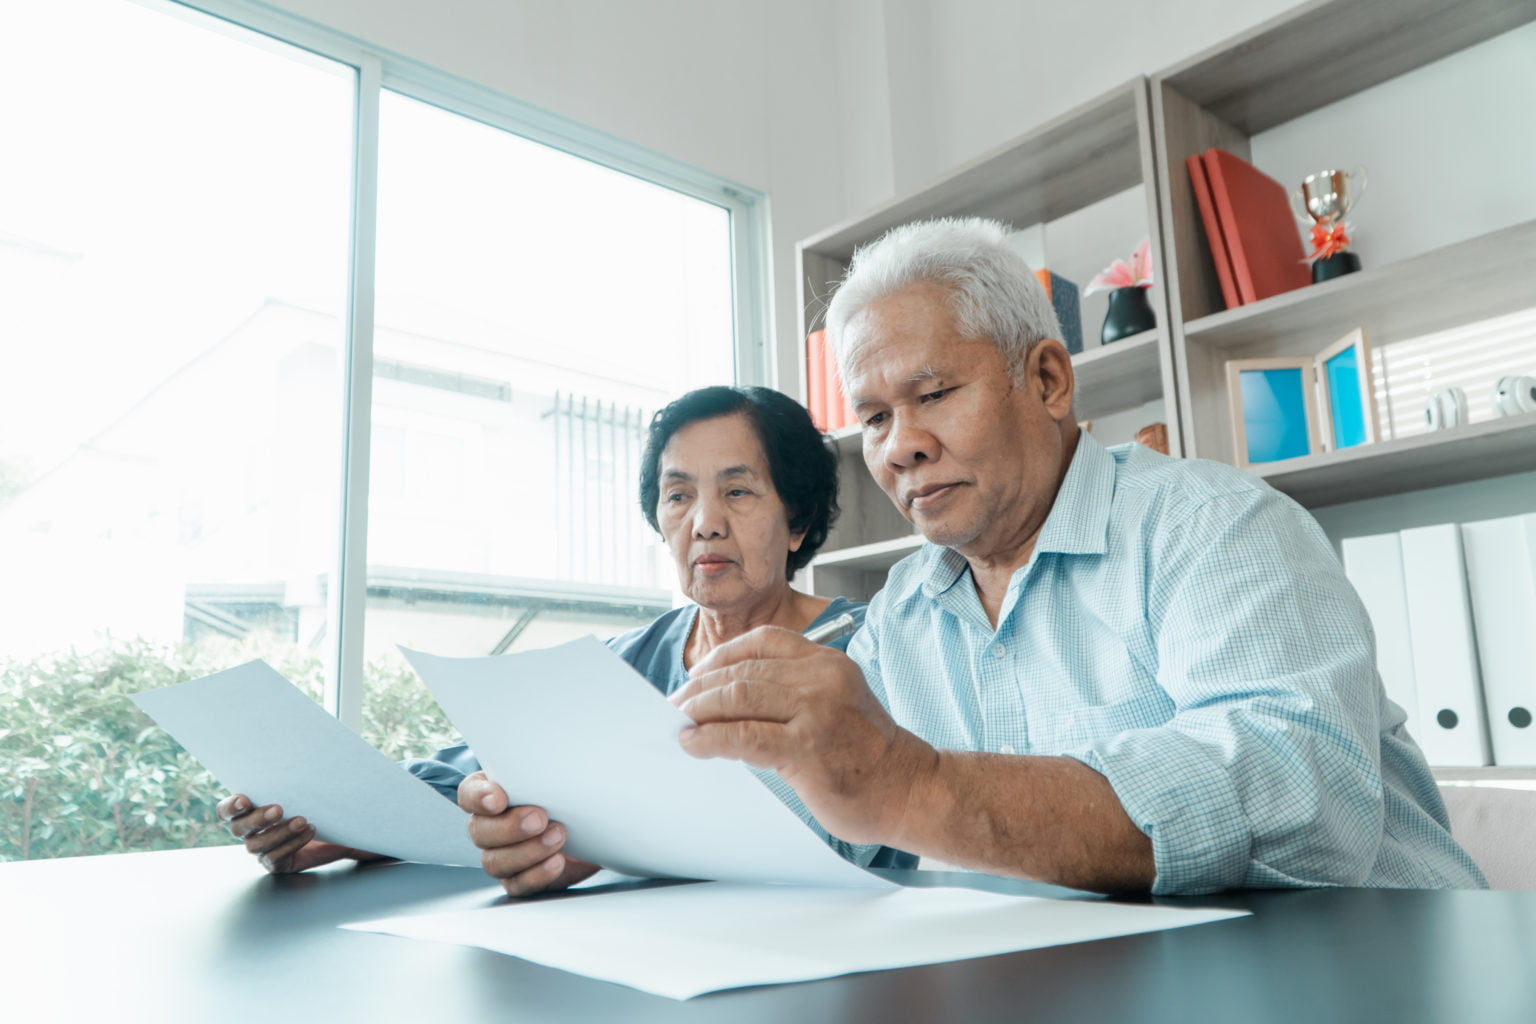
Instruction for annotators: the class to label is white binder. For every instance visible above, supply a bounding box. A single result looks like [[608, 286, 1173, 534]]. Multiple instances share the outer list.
[[1341, 532, 1419, 728], [1461, 514, 1536, 766], [1399, 524, 1491, 767]]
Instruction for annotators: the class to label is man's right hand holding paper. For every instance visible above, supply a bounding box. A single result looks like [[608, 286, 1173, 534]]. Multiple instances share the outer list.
[[458, 771, 599, 896]]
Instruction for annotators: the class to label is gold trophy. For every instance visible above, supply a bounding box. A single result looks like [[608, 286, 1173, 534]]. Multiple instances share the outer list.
[[1296, 167, 1366, 283]]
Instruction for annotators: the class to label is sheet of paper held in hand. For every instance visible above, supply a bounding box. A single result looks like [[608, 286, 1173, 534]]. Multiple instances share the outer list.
[[131, 662, 481, 867], [345, 880, 1249, 1000], [402, 638, 892, 888]]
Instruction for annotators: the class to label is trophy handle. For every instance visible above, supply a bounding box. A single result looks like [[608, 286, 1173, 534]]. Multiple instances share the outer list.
[[1292, 186, 1314, 225], [1351, 165, 1368, 201]]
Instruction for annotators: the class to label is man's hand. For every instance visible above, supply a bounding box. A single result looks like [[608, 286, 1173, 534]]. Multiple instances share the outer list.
[[457, 772, 598, 897], [670, 626, 938, 846], [216, 793, 382, 874]]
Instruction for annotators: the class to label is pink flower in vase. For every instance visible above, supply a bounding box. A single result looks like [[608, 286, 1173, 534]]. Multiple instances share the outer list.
[[1086, 238, 1156, 344], [1085, 237, 1154, 295]]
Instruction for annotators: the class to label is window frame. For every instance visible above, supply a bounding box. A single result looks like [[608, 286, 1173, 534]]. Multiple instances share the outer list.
[[170, 0, 771, 727]]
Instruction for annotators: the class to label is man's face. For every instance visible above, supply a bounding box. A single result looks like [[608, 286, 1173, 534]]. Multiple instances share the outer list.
[[839, 280, 1074, 564]]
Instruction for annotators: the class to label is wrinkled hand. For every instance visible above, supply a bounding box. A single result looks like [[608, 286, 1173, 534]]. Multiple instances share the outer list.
[[671, 626, 936, 846], [217, 793, 382, 874], [457, 772, 598, 897]]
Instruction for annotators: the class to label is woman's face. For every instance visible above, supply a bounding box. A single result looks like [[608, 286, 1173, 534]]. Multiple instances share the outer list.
[[655, 412, 803, 613]]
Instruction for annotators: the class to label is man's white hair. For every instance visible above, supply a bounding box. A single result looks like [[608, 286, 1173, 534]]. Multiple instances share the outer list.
[[824, 216, 1061, 383]]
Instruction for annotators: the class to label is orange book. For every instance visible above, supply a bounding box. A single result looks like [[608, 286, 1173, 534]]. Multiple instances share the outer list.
[[1186, 152, 1240, 309], [1201, 148, 1310, 305], [805, 329, 829, 431], [826, 338, 855, 429]]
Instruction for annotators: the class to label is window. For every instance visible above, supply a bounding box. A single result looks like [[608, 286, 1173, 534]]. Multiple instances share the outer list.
[[357, 92, 734, 752], [0, 0, 761, 861]]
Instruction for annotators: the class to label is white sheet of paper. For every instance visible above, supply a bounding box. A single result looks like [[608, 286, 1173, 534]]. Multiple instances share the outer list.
[[344, 881, 1249, 999], [403, 639, 891, 888], [132, 661, 480, 867]]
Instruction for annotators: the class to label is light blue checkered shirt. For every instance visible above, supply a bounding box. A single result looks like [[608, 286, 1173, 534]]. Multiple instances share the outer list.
[[842, 433, 1485, 894]]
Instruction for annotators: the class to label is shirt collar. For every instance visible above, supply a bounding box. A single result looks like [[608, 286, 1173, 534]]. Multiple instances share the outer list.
[[1032, 430, 1115, 557], [898, 430, 1114, 600]]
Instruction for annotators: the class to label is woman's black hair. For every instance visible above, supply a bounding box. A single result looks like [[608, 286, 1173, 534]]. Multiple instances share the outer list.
[[638, 386, 839, 580]]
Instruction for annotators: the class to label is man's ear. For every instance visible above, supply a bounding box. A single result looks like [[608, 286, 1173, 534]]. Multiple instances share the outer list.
[[1030, 338, 1077, 421]]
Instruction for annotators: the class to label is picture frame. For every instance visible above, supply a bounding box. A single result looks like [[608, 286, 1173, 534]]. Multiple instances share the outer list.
[[1314, 327, 1380, 452], [1226, 357, 1321, 467], [1226, 326, 1379, 468]]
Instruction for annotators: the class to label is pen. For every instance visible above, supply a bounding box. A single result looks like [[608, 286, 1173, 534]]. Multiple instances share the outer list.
[[803, 612, 858, 646]]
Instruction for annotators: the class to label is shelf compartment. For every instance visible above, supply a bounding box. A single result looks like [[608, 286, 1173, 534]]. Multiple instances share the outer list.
[[800, 81, 1148, 266], [1074, 330, 1164, 414], [813, 534, 924, 572], [1158, 0, 1536, 137], [1183, 220, 1536, 351], [1249, 411, 1536, 508]]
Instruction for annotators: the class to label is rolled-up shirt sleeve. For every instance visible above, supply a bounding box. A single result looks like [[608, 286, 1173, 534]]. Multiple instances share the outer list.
[[1068, 489, 1387, 894], [402, 742, 481, 803]]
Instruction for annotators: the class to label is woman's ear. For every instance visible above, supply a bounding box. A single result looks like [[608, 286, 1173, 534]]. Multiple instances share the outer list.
[[788, 528, 806, 553]]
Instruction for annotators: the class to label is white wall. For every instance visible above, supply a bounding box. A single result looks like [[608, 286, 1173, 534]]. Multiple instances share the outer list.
[[841, 0, 1303, 202], [259, 0, 1309, 388]]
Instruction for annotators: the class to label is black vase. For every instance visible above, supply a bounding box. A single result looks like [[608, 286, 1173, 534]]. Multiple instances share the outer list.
[[1312, 251, 1362, 283], [1101, 286, 1155, 344]]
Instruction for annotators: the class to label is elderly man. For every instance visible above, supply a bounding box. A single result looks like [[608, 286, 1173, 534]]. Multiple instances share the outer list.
[[668, 217, 1483, 895], [462, 216, 1482, 895]]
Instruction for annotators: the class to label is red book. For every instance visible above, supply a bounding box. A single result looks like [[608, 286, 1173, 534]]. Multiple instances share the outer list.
[[805, 329, 829, 431], [1186, 152, 1240, 309], [1201, 148, 1310, 305]]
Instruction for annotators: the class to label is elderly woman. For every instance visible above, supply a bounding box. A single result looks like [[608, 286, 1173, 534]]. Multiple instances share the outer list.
[[217, 385, 886, 886]]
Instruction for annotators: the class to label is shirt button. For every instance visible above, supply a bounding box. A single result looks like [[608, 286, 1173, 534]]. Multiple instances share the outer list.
[[999, 744, 1016, 755], [991, 644, 1006, 659]]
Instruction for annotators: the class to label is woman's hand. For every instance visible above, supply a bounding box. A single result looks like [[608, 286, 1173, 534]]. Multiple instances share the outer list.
[[457, 772, 598, 896], [216, 793, 383, 874]]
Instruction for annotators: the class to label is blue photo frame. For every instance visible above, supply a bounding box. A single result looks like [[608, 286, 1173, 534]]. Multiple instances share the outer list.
[[1226, 357, 1321, 467], [1315, 328, 1379, 452]]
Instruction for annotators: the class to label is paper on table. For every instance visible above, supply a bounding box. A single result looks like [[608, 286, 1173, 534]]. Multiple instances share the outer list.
[[132, 661, 480, 867], [344, 880, 1249, 1000], [403, 639, 891, 888]]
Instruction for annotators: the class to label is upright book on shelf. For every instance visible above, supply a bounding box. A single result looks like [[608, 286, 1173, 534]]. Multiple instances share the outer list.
[[1034, 269, 1084, 354], [1341, 532, 1419, 728], [1460, 513, 1536, 766], [1200, 148, 1311, 306], [1185, 152, 1240, 310], [1399, 524, 1492, 767], [805, 330, 830, 431]]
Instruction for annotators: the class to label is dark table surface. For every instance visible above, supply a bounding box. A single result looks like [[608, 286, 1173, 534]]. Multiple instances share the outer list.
[[3, 844, 1533, 1023]]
